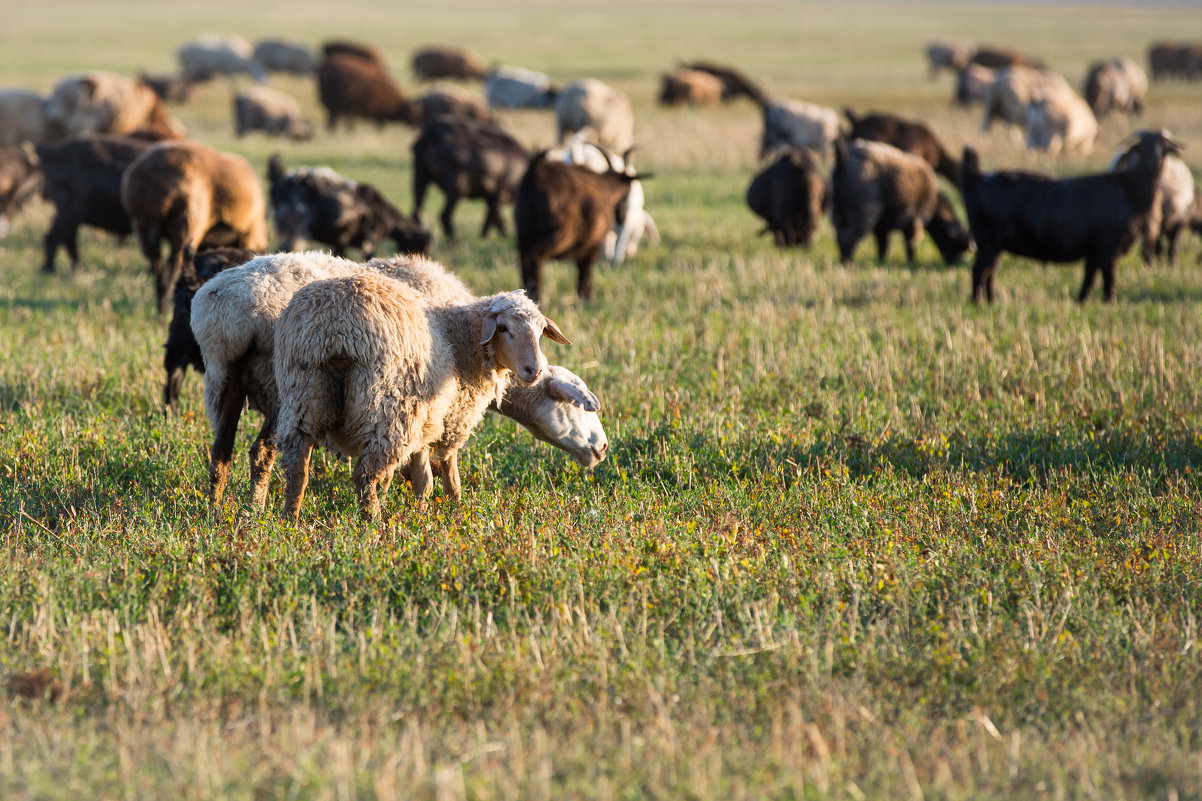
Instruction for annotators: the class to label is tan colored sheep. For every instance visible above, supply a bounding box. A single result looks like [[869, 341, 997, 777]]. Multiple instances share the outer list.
[[46, 72, 185, 139], [555, 79, 634, 153]]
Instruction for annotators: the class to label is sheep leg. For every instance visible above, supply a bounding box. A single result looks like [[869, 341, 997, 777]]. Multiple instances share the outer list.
[[440, 449, 462, 500], [352, 451, 400, 518], [405, 450, 434, 500], [904, 219, 923, 265], [208, 374, 246, 506], [248, 411, 279, 509], [282, 432, 316, 522], [482, 196, 506, 238], [520, 252, 544, 304], [439, 192, 459, 240], [971, 248, 1000, 304]]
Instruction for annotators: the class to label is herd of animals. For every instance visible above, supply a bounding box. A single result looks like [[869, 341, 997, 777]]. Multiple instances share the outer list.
[[0, 33, 1200, 518]]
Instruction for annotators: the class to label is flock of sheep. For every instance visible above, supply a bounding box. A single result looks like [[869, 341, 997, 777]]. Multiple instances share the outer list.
[[0, 32, 1199, 517]]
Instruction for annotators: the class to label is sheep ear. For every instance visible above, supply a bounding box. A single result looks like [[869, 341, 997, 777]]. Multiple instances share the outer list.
[[546, 373, 600, 411], [542, 317, 571, 345], [479, 313, 498, 345]]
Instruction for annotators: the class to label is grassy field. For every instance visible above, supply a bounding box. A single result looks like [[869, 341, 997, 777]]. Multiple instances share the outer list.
[[3, 2, 1202, 799]]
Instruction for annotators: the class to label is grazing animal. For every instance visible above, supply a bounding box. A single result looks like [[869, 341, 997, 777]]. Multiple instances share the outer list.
[[412, 46, 487, 81], [177, 35, 265, 82], [981, 66, 1062, 138], [0, 89, 53, 145], [555, 79, 634, 153], [138, 72, 194, 104], [411, 114, 528, 240], [1083, 57, 1147, 119], [746, 147, 828, 248], [831, 138, 960, 265], [0, 145, 42, 239], [680, 61, 766, 104], [961, 130, 1181, 303], [970, 46, 1045, 70], [121, 140, 268, 314], [1148, 42, 1202, 81], [253, 38, 317, 76], [46, 72, 185, 140], [659, 68, 724, 107], [485, 66, 558, 109], [234, 86, 314, 141], [163, 247, 259, 412], [1024, 80, 1097, 156], [317, 50, 419, 131], [417, 84, 493, 125], [35, 135, 152, 273], [321, 40, 385, 68], [268, 155, 432, 258], [759, 97, 841, 158], [1111, 133, 1196, 266], [925, 41, 974, 78], [844, 108, 961, 188], [954, 64, 995, 107], [514, 152, 644, 302]]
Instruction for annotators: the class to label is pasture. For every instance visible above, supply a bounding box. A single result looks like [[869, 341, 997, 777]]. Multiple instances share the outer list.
[[2, 1, 1202, 798]]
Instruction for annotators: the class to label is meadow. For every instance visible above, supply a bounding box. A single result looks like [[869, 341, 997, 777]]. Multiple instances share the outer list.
[[2, 1, 1202, 798]]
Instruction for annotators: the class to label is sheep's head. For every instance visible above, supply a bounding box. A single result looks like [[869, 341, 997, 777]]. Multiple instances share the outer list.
[[480, 291, 570, 384], [501, 365, 608, 468]]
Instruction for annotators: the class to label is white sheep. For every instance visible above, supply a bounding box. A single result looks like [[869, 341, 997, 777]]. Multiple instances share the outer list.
[[273, 273, 568, 518], [0, 89, 51, 145], [555, 79, 634, 153], [253, 38, 317, 76], [1025, 80, 1097, 156], [233, 85, 314, 140], [178, 35, 266, 82], [548, 134, 660, 264], [485, 66, 557, 109], [980, 66, 1063, 143], [1111, 132, 1196, 265], [191, 252, 601, 508], [759, 98, 840, 158]]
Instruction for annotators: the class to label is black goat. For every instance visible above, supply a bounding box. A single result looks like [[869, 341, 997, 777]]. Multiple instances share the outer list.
[[962, 130, 1180, 303]]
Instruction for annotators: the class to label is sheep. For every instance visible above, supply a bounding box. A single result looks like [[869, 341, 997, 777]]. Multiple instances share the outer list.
[[961, 130, 1181, 303], [659, 68, 724, 107], [953, 64, 995, 107], [412, 46, 487, 81], [268, 155, 432, 258], [0, 145, 41, 239], [137, 72, 194, 104], [253, 38, 317, 76], [925, 41, 974, 78], [746, 146, 827, 248], [0, 89, 53, 146], [46, 72, 186, 140], [485, 66, 558, 110], [1148, 42, 1202, 81], [121, 140, 268, 314], [970, 46, 1045, 70], [1111, 133, 1196, 266], [514, 152, 644, 303], [177, 35, 265, 82], [679, 61, 766, 105], [163, 247, 260, 412], [317, 50, 419, 131], [1083, 57, 1147, 120], [417, 84, 493, 125], [35, 135, 152, 273], [234, 86, 314, 141], [1024, 80, 1097, 157], [981, 66, 1061, 139], [759, 97, 841, 159], [191, 252, 591, 509], [411, 114, 528, 240], [555, 79, 634, 153], [321, 40, 385, 68], [547, 135, 659, 264], [843, 108, 961, 188]]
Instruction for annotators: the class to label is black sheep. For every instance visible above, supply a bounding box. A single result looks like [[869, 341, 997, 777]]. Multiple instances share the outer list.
[[746, 147, 827, 248]]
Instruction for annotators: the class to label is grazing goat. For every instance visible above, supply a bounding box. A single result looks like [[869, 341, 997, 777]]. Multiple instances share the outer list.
[[680, 61, 766, 104], [234, 86, 314, 141], [317, 49, 418, 131], [121, 140, 268, 314], [555, 79, 634, 153], [1083, 57, 1147, 120], [269, 155, 431, 258], [485, 66, 558, 109], [746, 147, 827, 248], [417, 84, 493, 125], [47, 72, 185, 140], [1111, 133, 1196, 266], [760, 97, 840, 158], [35, 135, 152, 273], [659, 69, 724, 107], [0, 145, 42, 238], [412, 46, 487, 81], [961, 130, 1180, 303], [178, 35, 265, 82], [411, 114, 528, 240], [970, 46, 1045, 70], [514, 152, 644, 302], [844, 108, 961, 188]]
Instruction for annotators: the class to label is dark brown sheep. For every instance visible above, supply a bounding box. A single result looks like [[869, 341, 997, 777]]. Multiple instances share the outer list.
[[417, 85, 493, 125], [122, 140, 268, 314], [514, 152, 643, 303], [969, 46, 1046, 70], [317, 51, 418, 131], [659, 68, 724, 107], [844, 108, 961, 189], [412, 46, 487, 81], [680, 61, 766, 104], [745, 147, 827, 248]]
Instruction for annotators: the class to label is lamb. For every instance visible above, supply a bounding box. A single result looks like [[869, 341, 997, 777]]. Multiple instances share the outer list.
[[1024, 80, 1097, 156], [759, 97, 841, 158], [679, 61, 766, 104], [46, 72, 186, 140], [0, 145, 41, 239], [317, 48, 419, 131], [234, 86, 314, 141], [659, 68, 724, 107], [843, 108, 961, 188], [1110, 132, 1196, 266], [925, 41, 974, 78], [514, 152, 643, 303], [121, 140, 268, 314], [1083, 57, 1147, 120], [0, 89, 53, 145], [555, 79, 634, 153], [35, 135, 152, 273], [745, 146, 827, 248], [961, 130, 1181, 303], [412, 46, 487, 81], [411, 114, 528, 240], [253, 38, 317, 76], [177, 35, 266, 82], [268, 155, 432, 258], [191, 252, 595, 510], [485, 66, 558, 110], [830, 138, 970, 266]]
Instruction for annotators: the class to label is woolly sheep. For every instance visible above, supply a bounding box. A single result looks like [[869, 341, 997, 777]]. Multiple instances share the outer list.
[[253, 38, 317, 76], [1025, 80, 1097, 156], [759, 98, 840, 158], [178, 35, 266, 82], [485, 66, 557, 109], [47, 72, 185, 140], [0, 89, 52, 145], [555, 79, 634, 153], [234, 86, 314, 141], [980, 66, 1064, 141]]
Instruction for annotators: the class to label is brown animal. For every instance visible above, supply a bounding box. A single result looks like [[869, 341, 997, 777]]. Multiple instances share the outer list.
[[317, 51, 418, 131], [417, 84, 493, 125], [970, 46, 1046, 70], [659, 68, 724, 106], [680, 61, 766, 104], [138, 72, 193, 104], [412, 46, 487, 81], [47, 72, 185, 139], [121, 141, 268, 314], [844, 108, 961, 188], [0, 89, 53, 145], [514, 152, 643, 303], [0, 144, 41, 238]]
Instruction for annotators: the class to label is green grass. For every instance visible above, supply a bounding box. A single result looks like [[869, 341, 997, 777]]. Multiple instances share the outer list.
[[3, 2, 1202, 799]]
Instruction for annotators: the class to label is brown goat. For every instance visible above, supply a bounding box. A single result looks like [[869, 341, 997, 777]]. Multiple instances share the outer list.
[[121, 141, 267, 314], [514, 152, 643, 303], [412, 46, 487, 81], [659, 68, 724, 106], [317, 52, 418, 131]]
